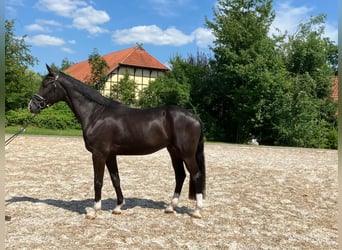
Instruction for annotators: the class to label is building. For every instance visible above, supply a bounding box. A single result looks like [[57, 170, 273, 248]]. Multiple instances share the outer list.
[[331, 76, 338, 102], [64, 45, 169, 97]]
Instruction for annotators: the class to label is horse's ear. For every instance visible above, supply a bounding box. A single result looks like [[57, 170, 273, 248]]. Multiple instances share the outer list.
[[46, 64, 53, 74]]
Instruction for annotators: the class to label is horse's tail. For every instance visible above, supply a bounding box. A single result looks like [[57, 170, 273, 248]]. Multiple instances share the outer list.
[[189, 128, 206, 200]]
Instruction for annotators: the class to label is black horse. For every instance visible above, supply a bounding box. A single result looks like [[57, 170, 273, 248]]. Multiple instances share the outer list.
[[29, 65, 206, 219]]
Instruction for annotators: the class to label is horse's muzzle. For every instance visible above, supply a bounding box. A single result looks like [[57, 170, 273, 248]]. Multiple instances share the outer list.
[[28, 94, 47, 114]]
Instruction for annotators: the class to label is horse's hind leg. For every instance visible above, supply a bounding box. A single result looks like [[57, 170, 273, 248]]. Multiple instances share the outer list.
[[106, 155, 125, 214], [165, 147, 186, 214], [184, 157, 204, 219]]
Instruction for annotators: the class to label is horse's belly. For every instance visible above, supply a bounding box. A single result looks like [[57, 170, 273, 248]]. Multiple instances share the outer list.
[[113, 142, 167, 155]]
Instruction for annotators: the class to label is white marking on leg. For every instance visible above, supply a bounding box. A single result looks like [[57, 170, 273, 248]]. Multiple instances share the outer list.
[[192, 193, 203, 219], [165, 204, 174, 213], [94, 200, 102, 211], [85, 207, 96, 220], [165, 193, 180, 213], [85, 200, 101, 220], [113, 199, 125, 215], [86, 207, 96, 220], [196, 193, 203, 209], [171, 193, 180, 207]]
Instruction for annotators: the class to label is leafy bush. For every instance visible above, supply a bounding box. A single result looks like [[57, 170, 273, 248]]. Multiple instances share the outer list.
[[5, 109, 32, 126], [139, 77, 190, 107], [326, 129, 338, 149], [5, 102, 81, 130]]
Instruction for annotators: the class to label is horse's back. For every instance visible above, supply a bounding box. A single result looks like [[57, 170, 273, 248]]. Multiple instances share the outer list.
[[84, 104, 201, 156]]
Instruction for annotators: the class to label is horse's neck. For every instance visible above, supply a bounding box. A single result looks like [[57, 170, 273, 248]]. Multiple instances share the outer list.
[[63, 82, 105, 130]]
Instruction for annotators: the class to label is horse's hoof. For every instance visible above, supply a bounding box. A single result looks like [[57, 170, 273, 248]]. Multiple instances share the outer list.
[[85, 207, 96, 219], [85, 214, 95, 220], [112, 201, 125, 215], [164, 209, 174, 214], [191, 210, 202, 219], [112, 209, 122, 215], [164, 205, 174, 214]]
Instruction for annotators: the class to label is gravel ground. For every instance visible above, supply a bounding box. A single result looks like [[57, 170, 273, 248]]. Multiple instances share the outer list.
[[5, 135, 338, 249]]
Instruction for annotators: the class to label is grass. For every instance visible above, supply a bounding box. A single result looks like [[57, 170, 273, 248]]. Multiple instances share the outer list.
[[5, 126, 83, 137]]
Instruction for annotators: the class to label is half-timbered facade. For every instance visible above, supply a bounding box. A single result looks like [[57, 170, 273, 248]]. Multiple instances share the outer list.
[[64, 45, 169, 97]]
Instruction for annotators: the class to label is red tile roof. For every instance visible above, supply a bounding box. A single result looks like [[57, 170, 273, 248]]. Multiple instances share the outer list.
[[64, 46, 169, 82]]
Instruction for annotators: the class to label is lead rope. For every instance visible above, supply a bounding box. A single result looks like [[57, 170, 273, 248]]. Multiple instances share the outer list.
[[5, 114, 37, 147]]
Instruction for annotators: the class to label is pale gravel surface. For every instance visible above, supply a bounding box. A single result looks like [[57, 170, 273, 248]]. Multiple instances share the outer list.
[[5, 135, 338, 249]]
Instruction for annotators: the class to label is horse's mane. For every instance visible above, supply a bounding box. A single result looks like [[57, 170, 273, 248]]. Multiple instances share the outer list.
[[59, 71, 122, 107]]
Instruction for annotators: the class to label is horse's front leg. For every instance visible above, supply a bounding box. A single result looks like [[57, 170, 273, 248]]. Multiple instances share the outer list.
[[86, 153, 105, 220], [106, 155, 125, 214]]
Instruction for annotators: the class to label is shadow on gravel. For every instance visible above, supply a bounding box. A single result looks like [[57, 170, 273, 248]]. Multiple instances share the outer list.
[[6, 196, 190, 215]]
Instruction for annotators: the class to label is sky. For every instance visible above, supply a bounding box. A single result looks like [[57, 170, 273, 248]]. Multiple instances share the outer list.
[[5, 0, 338, 74]]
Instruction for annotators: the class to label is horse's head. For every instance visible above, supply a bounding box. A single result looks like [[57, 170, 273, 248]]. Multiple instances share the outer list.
[[29, 64, 66, 114]]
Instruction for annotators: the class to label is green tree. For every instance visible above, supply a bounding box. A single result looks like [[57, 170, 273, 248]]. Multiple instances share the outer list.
[[282, 15, 336, 98], [139, 76, 190, 108], [85, 48, 109, 92], [50, 58, 74, 71], [5, 19, 38, 111], [110, 70, 137, 106], [167, 53, 212, 111], [202, 0, 337, 148], [158, 53, 216, 136], [274, 15, 338, 148], [205, 0, 278, 142], [61, 58, 74, 71], [49, 62, 60, 72], [139, 56, 191, 108]]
